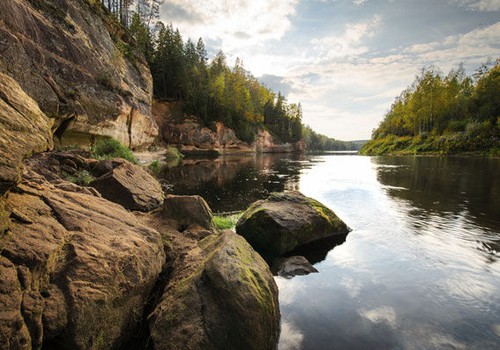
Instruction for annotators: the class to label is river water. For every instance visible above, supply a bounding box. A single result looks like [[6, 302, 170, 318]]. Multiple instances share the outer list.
[[164, 154, 500, 349]]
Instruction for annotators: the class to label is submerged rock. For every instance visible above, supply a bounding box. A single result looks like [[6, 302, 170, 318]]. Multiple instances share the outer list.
[[271, 256, 319, 278], [90, 160, 164, 211], [236, 191, 350, 259], [147, 230, 280, 350]]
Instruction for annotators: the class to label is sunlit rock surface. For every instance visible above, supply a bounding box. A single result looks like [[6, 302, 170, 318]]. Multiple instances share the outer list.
[[0, 0, 157, 149]]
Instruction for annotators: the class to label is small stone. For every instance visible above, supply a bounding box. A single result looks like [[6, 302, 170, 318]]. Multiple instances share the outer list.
[[271, 256, 319, 278]]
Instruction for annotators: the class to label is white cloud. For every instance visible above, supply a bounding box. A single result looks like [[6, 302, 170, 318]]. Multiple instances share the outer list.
[[359, 306, 397, 327], [269, 21, 500, 139], [160, 0, 299, 51], [311, 15, 382, 59], [353, 0, 367, 5], [450, 0, 500, 11], [278, 320, 304, 350]]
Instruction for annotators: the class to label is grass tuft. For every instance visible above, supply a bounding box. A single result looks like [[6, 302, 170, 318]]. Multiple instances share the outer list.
[[91, 137, 137, 163]]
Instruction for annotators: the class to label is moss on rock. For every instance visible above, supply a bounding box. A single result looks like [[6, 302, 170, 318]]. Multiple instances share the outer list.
[[236, 191, 350, 259], [148, 231, 280, 350]]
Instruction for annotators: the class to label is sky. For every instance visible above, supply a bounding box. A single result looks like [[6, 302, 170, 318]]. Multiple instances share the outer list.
[[159, 0, 500, 140]]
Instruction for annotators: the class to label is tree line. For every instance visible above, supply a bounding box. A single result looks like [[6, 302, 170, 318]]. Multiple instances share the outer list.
[[362, 60, 500, 155], [97, 0, 355, 149], [99, 0, 163, 28]]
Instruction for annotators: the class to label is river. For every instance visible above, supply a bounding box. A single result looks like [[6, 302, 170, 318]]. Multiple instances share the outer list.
[[162, 153, 500, 349]]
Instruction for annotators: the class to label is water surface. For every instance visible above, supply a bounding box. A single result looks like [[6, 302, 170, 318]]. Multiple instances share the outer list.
[[165, 154, 500, 349]]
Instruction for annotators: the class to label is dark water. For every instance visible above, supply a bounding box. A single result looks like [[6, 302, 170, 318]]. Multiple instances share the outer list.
[[164, 154, 500, 349]]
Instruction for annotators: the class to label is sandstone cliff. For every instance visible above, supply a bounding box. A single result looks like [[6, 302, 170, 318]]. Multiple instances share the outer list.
[[0, 0, 157, 149], [154, 101, 306, 155]]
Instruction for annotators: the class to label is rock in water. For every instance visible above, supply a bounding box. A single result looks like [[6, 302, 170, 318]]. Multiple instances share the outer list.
[[236, 191, 350, 259], [148, 230, 280, 350], [271, 256, 319, 278], [90, 160, 163, 211]]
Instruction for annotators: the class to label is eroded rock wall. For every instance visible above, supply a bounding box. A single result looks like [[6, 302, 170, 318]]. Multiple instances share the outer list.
[[0, 0, 157, 149], [155, 101, 305, 154]]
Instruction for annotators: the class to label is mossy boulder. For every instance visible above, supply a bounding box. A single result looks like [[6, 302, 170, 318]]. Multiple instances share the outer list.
[[148, 230, 280, 350], [236, 191, 350, 259]]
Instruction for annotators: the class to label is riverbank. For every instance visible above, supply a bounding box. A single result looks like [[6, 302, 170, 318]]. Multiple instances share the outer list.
[[360, 133, 500, 156]]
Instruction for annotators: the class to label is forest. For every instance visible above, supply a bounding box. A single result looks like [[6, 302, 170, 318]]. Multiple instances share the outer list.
[[97, 0, 353, 150], [362, 60, 500, 155]]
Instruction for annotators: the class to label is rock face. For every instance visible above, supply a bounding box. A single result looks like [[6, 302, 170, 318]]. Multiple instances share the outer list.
[[0, 72, 53, 234], [155, 102, 304, 154], [254, 129, 306, 153], [271, 256, 319, 278], [0, 0, 157, 149], [0, 169, 165, 350], [147, 230, 280, 350], [236, 191, 350, 259], [90, 160, 163, 211]]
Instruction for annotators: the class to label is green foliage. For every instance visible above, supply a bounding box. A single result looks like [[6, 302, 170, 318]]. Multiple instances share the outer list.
[[302, 125, 358, 151], [213, 214, 241, 230], [66, 170, 95, 186], [144, 22, 304, 144], [364, 60, 500, 155], [91, 137, 137, 163], [148, 159, 162, 175], [164, 146, 184, 160]]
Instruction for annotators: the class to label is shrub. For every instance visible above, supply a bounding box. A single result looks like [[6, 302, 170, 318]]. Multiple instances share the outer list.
[[165, 146, 184, 160], [66, 170, 94, 186], [91, 137, 137, 163]]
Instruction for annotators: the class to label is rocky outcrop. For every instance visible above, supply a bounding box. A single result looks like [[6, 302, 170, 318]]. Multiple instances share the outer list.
[[0, 0, 157, 149], [236, 191, 350, 260], [90, 159, 163, 211], [254, 129, 306, 153], [146, 230, 280, 350], [0, 72, 53, 234], [161, 116, 252, 155], [271, 256, 319, 278], [0, 169, 165, 349], [155, 102, 304, 154], [1, 149, 281, 349]]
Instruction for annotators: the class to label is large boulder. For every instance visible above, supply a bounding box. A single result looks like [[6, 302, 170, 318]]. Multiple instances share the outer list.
[[0, 170, 165, 349], [162, 194, 215, 231], [90, 160, 163, 211], [147, 230, 280, 350], [236, 191, 350, 259], [0, 0, 157, 149]]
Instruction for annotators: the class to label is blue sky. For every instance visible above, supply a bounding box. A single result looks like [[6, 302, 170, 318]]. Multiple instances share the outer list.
[[159, 0, 500, 140]]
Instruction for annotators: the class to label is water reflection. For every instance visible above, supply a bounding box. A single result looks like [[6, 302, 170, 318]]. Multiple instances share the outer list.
[[285, 235, 348, 265], [160, 153, 316, 212], [373, 156, 500, 262], [162, 154, 500, 350]]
